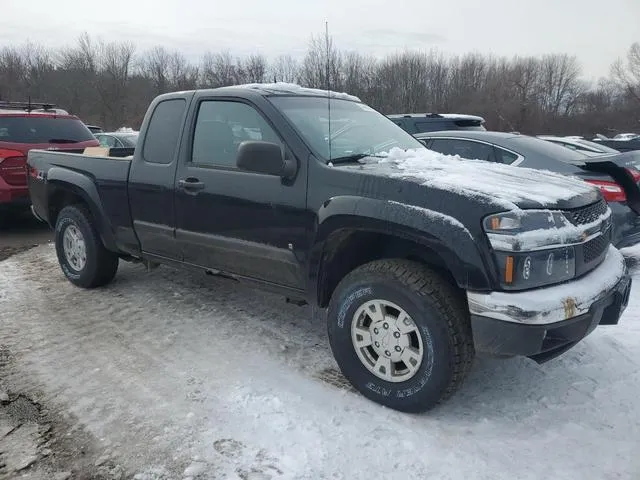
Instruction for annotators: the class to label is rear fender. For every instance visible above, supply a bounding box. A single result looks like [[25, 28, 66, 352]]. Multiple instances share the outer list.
[[46, 167, 118, 251]]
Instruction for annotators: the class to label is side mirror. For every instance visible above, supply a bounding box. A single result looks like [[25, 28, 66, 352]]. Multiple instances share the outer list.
[[236, 141, 297, 179]]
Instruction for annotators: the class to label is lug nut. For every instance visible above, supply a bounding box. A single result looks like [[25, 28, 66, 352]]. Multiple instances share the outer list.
[[395, 346, 401, 352], [393, 332, 400, 338], [373, 328, 379, 334], [383, 323, 389, 329], [385, 350, 391, 357], [374, 342, 380, 347]]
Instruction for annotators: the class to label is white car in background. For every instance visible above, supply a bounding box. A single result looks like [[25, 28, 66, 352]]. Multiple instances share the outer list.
[[537, 135, 621, 157]]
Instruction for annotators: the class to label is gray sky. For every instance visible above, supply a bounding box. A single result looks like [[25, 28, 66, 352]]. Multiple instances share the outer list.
[[3, 0, 639, 81]]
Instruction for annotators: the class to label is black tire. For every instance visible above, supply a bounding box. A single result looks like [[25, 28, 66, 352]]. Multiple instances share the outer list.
[[54, 204, 119, 288], [327, 259, 474, 413]]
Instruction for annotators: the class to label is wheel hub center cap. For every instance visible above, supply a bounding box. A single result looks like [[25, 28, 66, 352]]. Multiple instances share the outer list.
[[63, 225, 87, 271], [370, 316, 409, 362]]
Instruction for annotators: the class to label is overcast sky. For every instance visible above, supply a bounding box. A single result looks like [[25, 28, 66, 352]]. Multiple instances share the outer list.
[[2, 0, 638, 81]]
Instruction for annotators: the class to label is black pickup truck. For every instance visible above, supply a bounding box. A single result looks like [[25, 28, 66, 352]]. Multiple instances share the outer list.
[[27, 83, 632, 413]]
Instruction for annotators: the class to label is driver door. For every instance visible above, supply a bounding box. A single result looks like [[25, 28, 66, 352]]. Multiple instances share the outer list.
[[174, 96, 308, 287]]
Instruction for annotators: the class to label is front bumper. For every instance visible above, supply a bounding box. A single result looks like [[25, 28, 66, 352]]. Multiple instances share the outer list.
[[467, 246, 632, 363]]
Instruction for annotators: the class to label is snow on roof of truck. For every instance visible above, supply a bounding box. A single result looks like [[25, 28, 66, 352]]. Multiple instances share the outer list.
[[222, 82, 361, 102], [387, 113, 485, 121]]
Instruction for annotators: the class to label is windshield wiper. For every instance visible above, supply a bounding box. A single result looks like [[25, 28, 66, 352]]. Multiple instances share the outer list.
[[329, 153, 384, 164]]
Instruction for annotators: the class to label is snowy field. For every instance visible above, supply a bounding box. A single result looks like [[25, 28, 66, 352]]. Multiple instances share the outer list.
[[1, 244, 640, 479]]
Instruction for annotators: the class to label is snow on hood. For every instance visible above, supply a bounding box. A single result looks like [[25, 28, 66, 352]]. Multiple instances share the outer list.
[[356, 147, 597, 210]]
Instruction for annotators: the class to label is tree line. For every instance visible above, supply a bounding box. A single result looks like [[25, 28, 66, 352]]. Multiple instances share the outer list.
[[0, 32, 639, 136]]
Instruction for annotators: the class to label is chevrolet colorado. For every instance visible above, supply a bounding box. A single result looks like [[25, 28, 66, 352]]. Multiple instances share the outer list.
[[27, 83, 632, 412]]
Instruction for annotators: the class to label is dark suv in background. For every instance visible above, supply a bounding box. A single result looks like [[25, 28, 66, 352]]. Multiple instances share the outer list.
[[387, 113, 486, 135]]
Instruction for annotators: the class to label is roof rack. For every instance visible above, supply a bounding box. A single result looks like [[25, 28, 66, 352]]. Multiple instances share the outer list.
[[0, 99, 57, 112]]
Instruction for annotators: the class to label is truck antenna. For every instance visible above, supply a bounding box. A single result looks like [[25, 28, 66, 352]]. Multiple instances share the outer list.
[[325, 21, 332, 164]]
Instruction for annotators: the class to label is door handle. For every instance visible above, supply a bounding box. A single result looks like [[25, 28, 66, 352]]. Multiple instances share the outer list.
[[178, 178, 205, 193]]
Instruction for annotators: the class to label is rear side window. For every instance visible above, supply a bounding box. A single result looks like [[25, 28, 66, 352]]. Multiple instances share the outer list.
[[452, 119, 486, 130], [142, 99, 186, 164], [0, 116, 95, 144], [97, 135, 117, 148], [494, 147, 519, 164], [430, 138, 495, 162], [414, 121, 449, 133]]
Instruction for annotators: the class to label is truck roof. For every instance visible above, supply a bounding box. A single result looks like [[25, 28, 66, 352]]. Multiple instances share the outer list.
[[159, 82, 362, 102]]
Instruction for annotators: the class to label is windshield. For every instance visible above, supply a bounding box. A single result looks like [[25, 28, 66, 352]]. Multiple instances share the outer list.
[[0, 116, 95, 144], [269, 96, 425, 161]]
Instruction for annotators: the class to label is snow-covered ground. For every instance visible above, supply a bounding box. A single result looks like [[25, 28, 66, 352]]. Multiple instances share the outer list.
[[1, 244, 639, 479]]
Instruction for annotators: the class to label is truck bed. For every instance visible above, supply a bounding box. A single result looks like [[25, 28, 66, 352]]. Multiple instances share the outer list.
[[27, 148, 134, 250]]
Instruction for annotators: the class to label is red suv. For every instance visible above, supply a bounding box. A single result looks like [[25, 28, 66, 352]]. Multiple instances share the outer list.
[[0, 102, 99, 213]]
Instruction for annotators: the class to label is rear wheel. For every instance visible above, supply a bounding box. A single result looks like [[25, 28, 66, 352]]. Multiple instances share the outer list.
[[327, 259, 474, 413], [55, 205, 118, 288]]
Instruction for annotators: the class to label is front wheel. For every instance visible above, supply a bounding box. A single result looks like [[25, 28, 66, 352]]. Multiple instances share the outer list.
[[327, 259, 474, 413], [55, 205, 119, 288]]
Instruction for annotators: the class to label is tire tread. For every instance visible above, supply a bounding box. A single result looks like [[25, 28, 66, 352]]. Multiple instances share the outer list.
[[330, 258, 475, 410], [55, 204, 118, 288]]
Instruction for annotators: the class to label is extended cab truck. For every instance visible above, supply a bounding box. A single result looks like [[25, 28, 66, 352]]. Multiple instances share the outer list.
[[27, 83, 632, 413]]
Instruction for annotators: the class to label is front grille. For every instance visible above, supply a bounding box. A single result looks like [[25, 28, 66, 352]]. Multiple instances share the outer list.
[[583, 233, 609, 263], [564, 200, 608, 226], [566, 200, 612, 277]]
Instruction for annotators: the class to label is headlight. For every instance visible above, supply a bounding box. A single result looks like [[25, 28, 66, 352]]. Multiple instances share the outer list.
[[493, 247, 576, 290], [483, 210, 604, 252], [483, 210, 584, 290]]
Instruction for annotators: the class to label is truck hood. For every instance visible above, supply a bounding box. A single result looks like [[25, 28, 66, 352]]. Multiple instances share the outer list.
[[338, 147, 601, 211]]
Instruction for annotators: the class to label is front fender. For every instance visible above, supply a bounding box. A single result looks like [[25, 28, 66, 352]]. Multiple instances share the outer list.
[[46, 167, 118, 251], [309, 196, 492, 301]]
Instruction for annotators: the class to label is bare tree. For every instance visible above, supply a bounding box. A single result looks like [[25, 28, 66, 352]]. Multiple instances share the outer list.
[[509, 56, 541, 130], [54, 33, 101, 119], [168, 52, 199, 90], [612, 42, 640, 104], [299, 34, 341, 89], [96, 40, 135, 127], [1, 32, 638, 136], [139, 46, 172, 94], [269, 54, 300, 83], [201, 51, 239, 87], [341, 51, 377, 102], [243, 54, 267, 83], [537, 54, 583, 116], [0, 47, 27, 100]]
